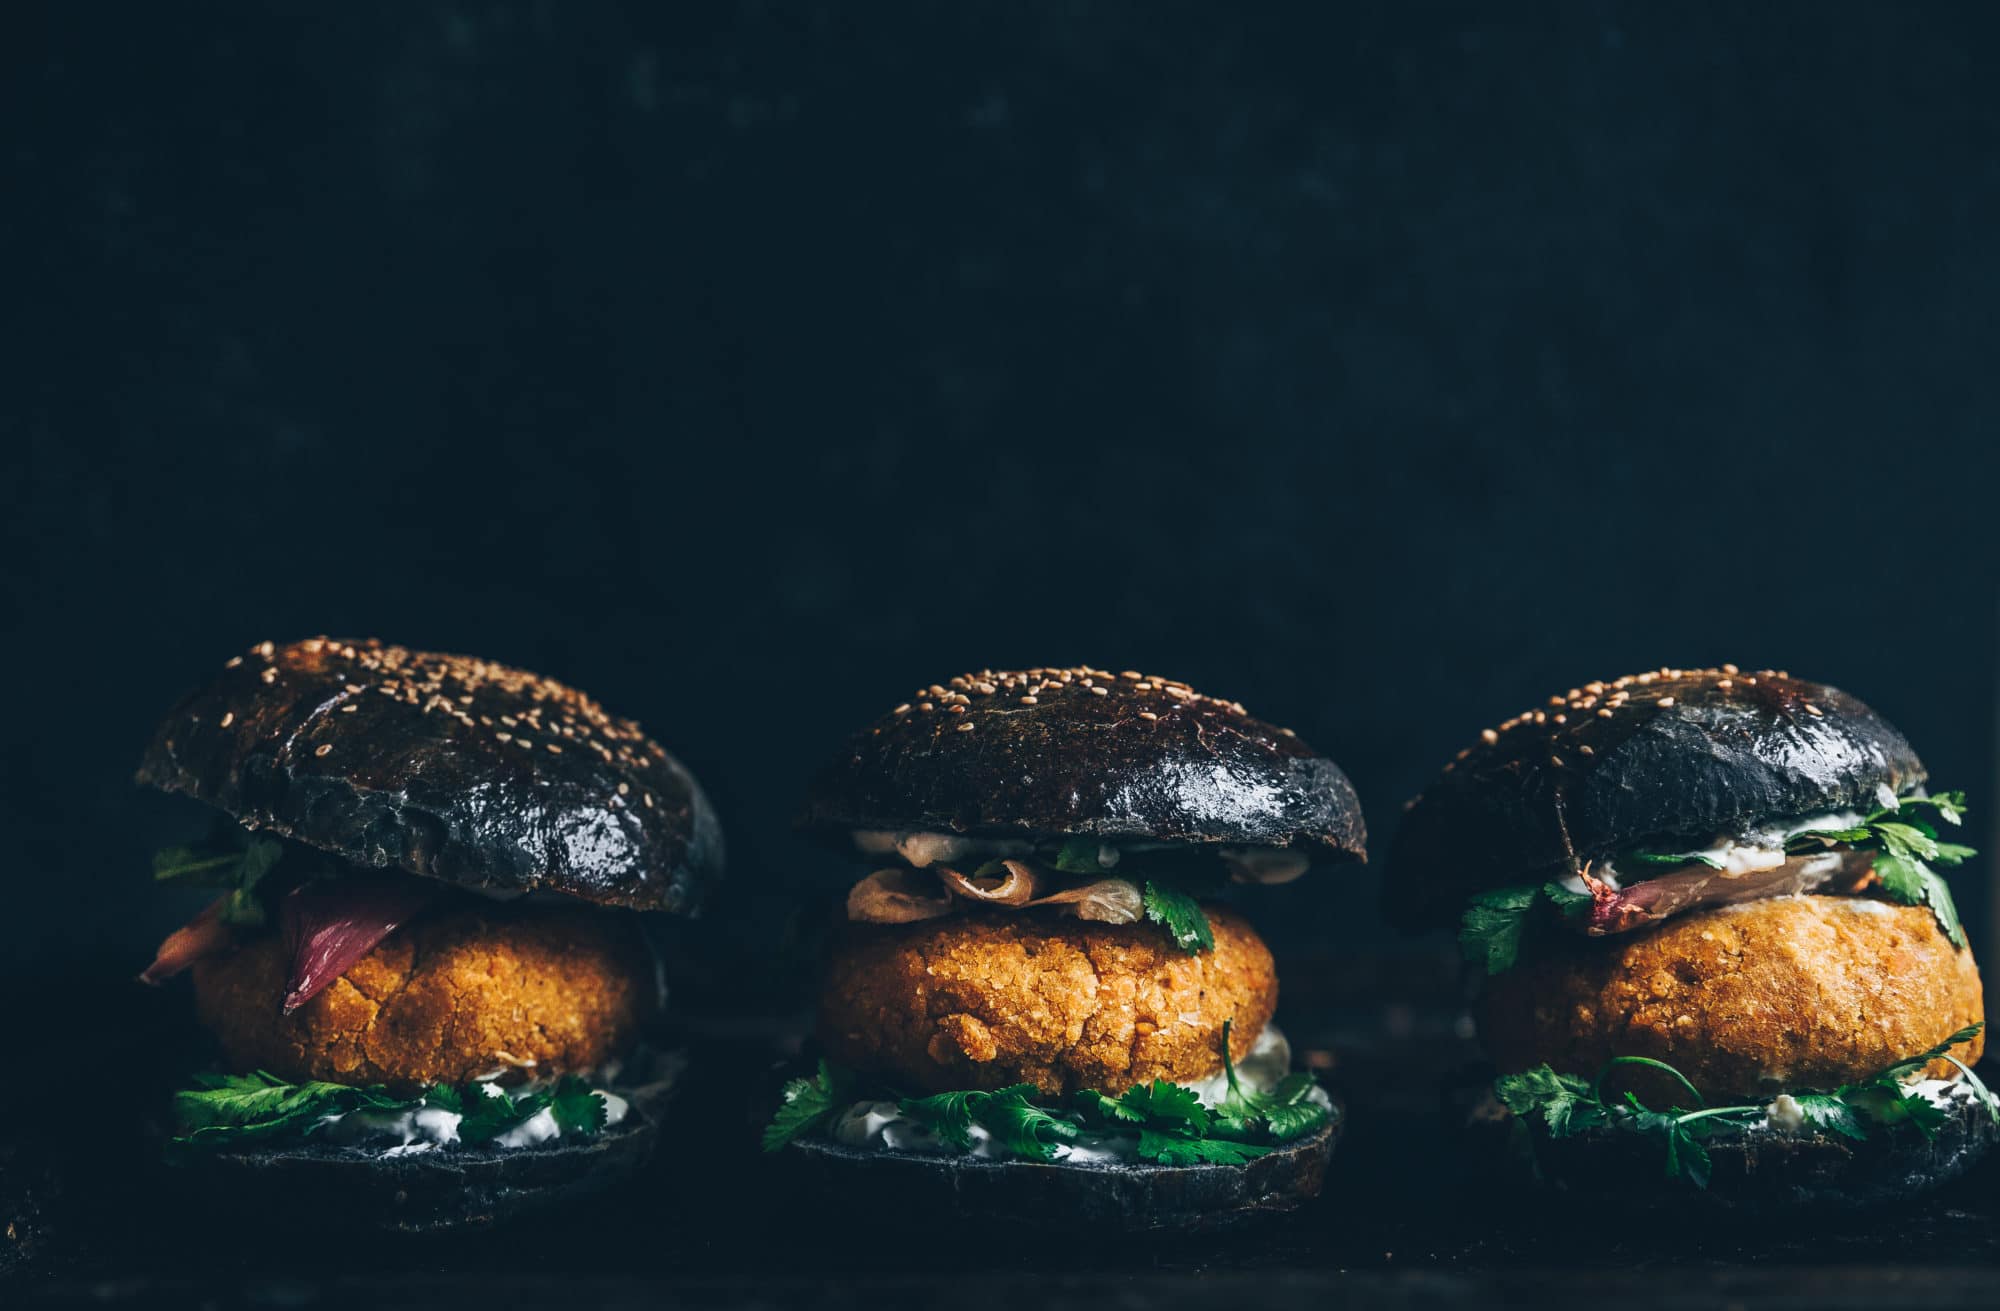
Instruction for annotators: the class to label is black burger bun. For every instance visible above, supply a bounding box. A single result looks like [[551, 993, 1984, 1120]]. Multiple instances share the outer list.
[[1387, 666, 1923, 931], [800, 667, 1366, 863], [136, 638, 724, 914], [165, 1055, 681, 1235], [778, 1104, 1339, 1234], [1488, 1082, 1997, 1210]]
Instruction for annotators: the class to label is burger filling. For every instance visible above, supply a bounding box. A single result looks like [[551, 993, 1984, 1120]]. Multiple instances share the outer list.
[[843, 831, 1310, 956], [1459, 789, 1976, 974], [143, 827, 654, 1157], [763, 1021, 1333, 1166]]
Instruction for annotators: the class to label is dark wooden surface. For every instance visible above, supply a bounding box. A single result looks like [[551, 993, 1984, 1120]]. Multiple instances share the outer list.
[[13, 954, 2000, 1309]]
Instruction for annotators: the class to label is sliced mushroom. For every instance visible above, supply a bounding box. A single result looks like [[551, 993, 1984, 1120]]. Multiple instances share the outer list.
[[1029, 878, 1144, 925], [847, 868, 959, 923], [936, 859, 1040, 907]]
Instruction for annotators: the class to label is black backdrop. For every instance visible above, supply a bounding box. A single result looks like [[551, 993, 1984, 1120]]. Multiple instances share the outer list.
[[5, 2, 1998, 1022]]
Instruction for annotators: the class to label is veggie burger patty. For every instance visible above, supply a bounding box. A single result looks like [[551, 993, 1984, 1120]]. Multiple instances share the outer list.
[[193, 904, 657, 1094], [816, 903, 1279, 1097]]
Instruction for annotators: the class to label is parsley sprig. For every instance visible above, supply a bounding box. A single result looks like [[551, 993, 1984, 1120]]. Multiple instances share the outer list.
[[169, 1070, 615, 1157], [761, 1022, 1331, 1164], [1497, 1022, 1996, 1189]]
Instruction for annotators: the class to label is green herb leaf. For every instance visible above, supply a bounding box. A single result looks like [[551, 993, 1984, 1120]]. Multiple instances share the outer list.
[[550, 1076, 609, 1137], [1874, 851, 1966, 948], [1116, 1080, 1210, 1135], [1136, 1130, 1272, 1166], [153, 834, 286, 928], [1617, 849, 1726, 871], [898, 1089, 979, 1150], [1052, 838, 1108, 875], [1143, 881, 1213, 954], [1791, 1093, 1867, 1141], [974, 1088, 1080, 1160], [761, 1060, 848, 1153], [1458, 885, 1540, 974]]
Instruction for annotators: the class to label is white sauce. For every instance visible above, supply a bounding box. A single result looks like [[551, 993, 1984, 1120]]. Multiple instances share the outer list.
[[317, 1078, 629, 1157], [828, 1023, 1325, 1165], [1598, 806, 1874, 882], [851, 831, 1309, 883]]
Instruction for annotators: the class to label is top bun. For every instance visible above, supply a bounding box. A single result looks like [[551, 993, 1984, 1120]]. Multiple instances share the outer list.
[[1385, 666, 1924, 930], [136, 638, 723, 914], [799, 666, 1366, 862]]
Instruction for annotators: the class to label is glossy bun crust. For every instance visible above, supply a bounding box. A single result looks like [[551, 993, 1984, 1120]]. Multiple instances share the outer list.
[[1479, 896, 1983, 1102], [138, 638, 723, 912], [1387, 667, 1924, 930], [800, 667, 1365, 862], [193, 904, 655, 1093], [816, 907, 1279, 1095]]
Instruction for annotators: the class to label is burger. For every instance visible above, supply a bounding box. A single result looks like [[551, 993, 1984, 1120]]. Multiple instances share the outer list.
[[137, 637, 722, 1230], [762, 666, 1366, 1231], [1388, 665, 1993, 1206]]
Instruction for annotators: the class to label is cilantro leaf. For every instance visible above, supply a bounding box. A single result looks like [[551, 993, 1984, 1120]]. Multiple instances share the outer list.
[[550, 1076, 609, 1137], [1262, 1100, 1330, 1141], [1073, 1089, 1147, 1126], [1142, 882, 1213, 954], [154, 835, 287, 928], [170, 1070, 402, 1151], [1494, 1065, 1603, 1137], [1136, 1130, 1272, 1166], [898, 1090, 978, 1150], [761, 1060, 848, 1153], [1458, 885, 1540, 974], [456, 1084, 552, 1145], [1874, 851, 1966, 947], [1790, 1092, 1867, 1141], [1117, 1079, 1210, 1135], [973, 1088, 1079, 1160], [1052, 838, 1108, 875], [1617, 849, 1726, 871]]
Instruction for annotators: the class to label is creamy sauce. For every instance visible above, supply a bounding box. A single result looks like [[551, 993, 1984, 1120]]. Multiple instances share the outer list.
[[317, 1078, 630, 1157], [827, 1024, 1325, 1164], [1597, 805, 1875, 882], [851, 831, 1310, 884]]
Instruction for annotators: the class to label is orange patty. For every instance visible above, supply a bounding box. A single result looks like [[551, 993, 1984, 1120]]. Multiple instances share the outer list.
[[816, 906, 1278, 1095], [1481, 895, 1984, 1102], [193, 902, 655, 1093]]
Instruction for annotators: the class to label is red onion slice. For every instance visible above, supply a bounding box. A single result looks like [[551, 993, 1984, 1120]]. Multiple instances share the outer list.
[[281, 875, 443, 1013]]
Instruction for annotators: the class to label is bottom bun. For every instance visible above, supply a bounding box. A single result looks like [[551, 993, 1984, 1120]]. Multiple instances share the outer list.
[[163, 1053, 682, 1234], [1489, 1081, 1997, 1210], [780, 1105, 1340, 1234]]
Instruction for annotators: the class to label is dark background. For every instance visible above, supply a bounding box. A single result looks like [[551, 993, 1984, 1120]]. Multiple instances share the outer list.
[[6, 2, 1999, 1019]]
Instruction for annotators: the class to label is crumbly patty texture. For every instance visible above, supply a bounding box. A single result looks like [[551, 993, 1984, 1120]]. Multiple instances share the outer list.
[[1480, 895, 1984, 1101], [815, 907, 1278, 1095], [193, 903, 654, 1092]]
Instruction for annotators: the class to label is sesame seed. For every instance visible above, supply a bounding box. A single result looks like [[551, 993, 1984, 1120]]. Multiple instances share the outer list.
[[919, 702, 935, 712], [314, 744, 332, 757], [1579, 745, 1595, 756], [1549, 755, 1564, 767], [1090, 686, 1108, 696], [1722, 663, 1740, 675], [1598, 708, 1613, 718], [1657, 697, 1675, 708], [340, 704, 358, 713], [1020, 696, 1038, 705], [617, 782, 630, 795], [224, 656, 243, 669], [893, 704, 911, 715], [1480, 729, 1499, 744], [956, 722, 974, 732], [495, 732, 511, 742], [1139, 711, 1158, 721], [644, 793, 654, 808], [260, 667, 277, 684]]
